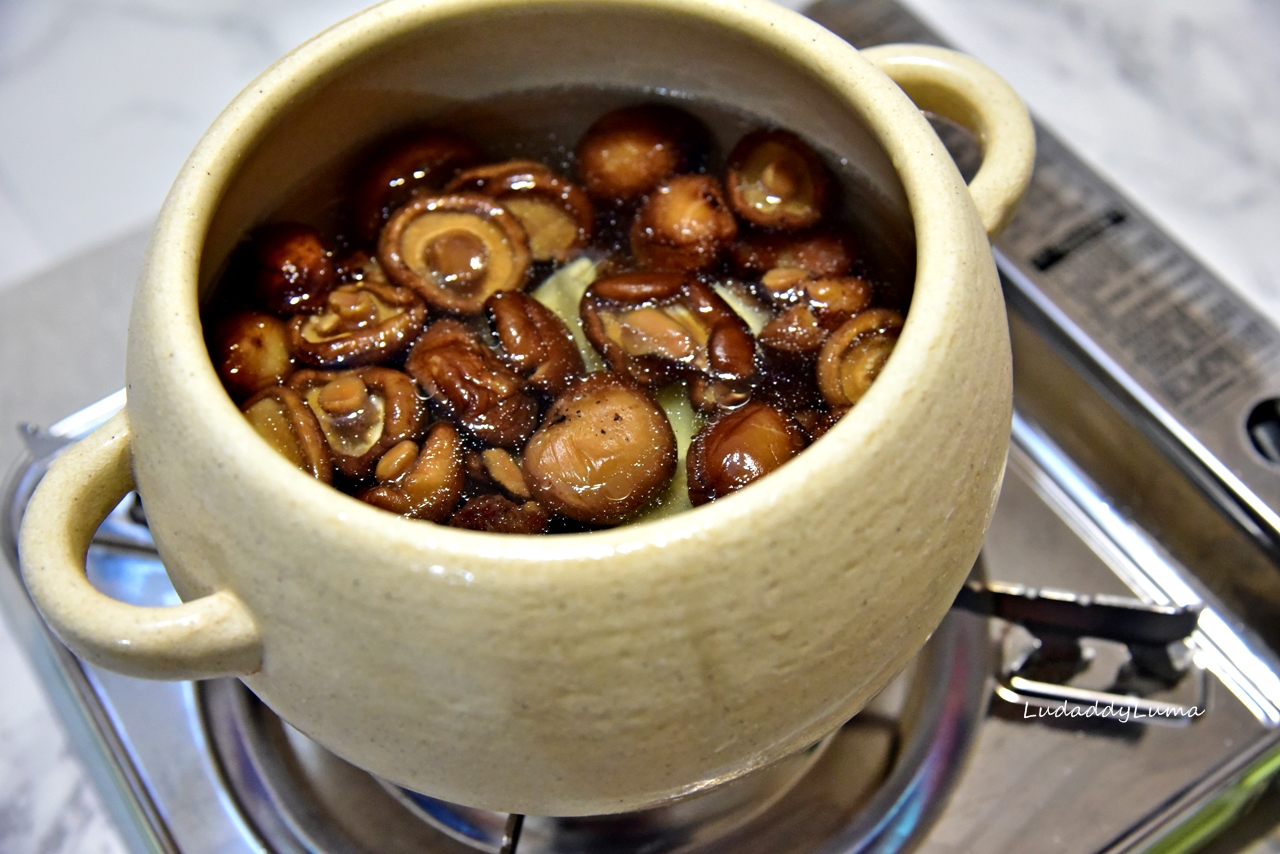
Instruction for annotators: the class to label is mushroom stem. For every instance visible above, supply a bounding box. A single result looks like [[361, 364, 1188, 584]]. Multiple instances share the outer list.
[[424, 230, 489, 287], [313, 376, 386, 455], [318, 376, 373, 417], [760, 160, 800, 200], [329, 289, 379, 324]]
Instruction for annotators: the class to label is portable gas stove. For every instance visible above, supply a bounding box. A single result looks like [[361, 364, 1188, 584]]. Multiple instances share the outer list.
[[7, 2, 1280, 853]]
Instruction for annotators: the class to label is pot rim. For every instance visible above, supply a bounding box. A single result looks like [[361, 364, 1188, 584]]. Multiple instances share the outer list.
[[135, 0, 983, 567]]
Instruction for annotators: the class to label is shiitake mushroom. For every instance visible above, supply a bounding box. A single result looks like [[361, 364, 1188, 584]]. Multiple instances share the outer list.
[[758, 304, 828, 354], [758, 274, 873, 354], [575, 104, 710, 204], [725, 130, 830, 230], [240, 386, 333, 483], [405, 319, 540, 449], [522, 373, 677, 525], [378, 193, 531, 315], [580, 271, 756, 411], [357, 424, 467, 522], [288, 367, 425, 480], [687, 402, 807, 505], [288, 270, 427, 368], [730, 228, 857, 278], [447, 161, 594, 263], [212, 101, 907, 532], [252, 223, 336, 316], [816, 309, 904, 408], [800, 277, 874, 326], [480, 448, 532, 500], [353, 129, 485, 242], [450, 494, 552, 534], [210, 312, 294, 400], [485, 291, 586, 397], [630, 174, 738, 272]]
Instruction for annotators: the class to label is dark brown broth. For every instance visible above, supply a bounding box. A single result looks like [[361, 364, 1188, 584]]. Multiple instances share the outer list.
[[248, 88, 914, 301], [204, 87, 916, 533]]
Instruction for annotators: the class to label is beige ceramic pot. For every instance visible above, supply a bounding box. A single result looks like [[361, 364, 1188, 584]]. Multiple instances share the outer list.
[[19, 0, 1033, 816]]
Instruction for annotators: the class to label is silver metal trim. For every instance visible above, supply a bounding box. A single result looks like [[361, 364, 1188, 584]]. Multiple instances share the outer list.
[[1012, 411, 1280, 723]]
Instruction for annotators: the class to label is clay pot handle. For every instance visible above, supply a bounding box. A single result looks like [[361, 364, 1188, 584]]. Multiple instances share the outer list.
[[19, 410, 262, 680], [862, 44, 1035, 239]]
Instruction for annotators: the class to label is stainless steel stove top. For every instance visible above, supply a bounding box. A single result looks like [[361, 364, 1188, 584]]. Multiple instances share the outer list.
[[5, 394, 1279, 854], [7, 2, 1280, 853]]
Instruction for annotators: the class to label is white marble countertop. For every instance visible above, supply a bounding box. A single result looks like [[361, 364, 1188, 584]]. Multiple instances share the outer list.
[[2, 1, 1279, 851]]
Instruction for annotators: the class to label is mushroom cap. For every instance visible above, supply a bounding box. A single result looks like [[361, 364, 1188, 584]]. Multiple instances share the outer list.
[[759, 304, 828, 354], [816, 308, 904, 408], [209, 311, 294, 400], [630, 174, 737, 272], [757, 275, 874, 354], [240, 386, 333, 484], [358, 421, 466, 522], [485, 290, 586, 397], [288, 278, 427, 368], [253, 222, 336, 316], [405, 318, 540, 449], [725, 129, 830, 230], [687, 402, 807, 505], [449, 494, 552, 534], [378, 193, 532, 315], [581, 272, 755, 389], [575, 104, 710, 204], [522, 372, 677, 525], [447, 160, 594, 263], [353, 129, 485, 242], [729, 227, 857, 278], [805, 276, 874, 330], [288, 366, 425, 480]]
